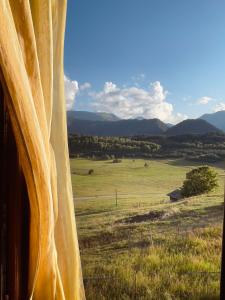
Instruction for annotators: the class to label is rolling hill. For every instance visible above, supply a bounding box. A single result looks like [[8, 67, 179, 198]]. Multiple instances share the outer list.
[[68, 118, 168, 136], [166, 119, 221, 136], [200, 110, 225, 132]]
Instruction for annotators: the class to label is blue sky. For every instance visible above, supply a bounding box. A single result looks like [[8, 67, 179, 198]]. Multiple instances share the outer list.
[[64, 0, 225, 123]]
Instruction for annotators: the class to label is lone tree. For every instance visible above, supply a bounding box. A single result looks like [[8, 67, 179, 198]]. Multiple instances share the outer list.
[[182, 166, 218, 197]]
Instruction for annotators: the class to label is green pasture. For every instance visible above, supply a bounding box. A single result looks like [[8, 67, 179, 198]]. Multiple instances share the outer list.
[[71, 158, 225, 299]]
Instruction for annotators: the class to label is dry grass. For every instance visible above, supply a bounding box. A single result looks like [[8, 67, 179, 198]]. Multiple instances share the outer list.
[[71, 158, 224, 299]]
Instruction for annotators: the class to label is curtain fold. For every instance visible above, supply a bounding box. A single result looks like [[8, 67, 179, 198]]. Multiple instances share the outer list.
[[0, 1, 85, 299]]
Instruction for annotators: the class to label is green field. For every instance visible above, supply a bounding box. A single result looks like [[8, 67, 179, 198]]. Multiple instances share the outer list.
[[71, 158, 225, 299]]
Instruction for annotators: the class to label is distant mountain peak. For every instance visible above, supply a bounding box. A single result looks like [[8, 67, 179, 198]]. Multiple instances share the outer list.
[[67, 110, 120, 122], [200, 110, 225, 132], [166, 119, 221, 136], [67, 116, 168, 136]]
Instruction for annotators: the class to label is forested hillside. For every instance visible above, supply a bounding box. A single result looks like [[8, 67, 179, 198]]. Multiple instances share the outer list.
[[69, 132, 225, 162], [68, 118, 168, 136], [166, 119, 221, 136], [69, 135, 160, 159]]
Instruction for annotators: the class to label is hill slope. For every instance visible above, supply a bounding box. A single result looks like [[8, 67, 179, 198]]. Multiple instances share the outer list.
[[166, 119, 221, 136], [67, 110, 120, 124], [68, 118, 168, 136], [200, 110, 225, 132]]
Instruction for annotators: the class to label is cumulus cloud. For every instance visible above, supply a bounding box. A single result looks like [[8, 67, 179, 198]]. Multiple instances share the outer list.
[[91, 81, 187, 124], [214, 102, 225, 112], [197, 96, 213, 105], [80, 82, 92, 91], [64, 75, 79, 110]]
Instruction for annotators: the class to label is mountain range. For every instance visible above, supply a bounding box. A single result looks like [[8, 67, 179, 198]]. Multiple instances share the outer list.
[[67, 110, 224, 137], [67, 110, 120, 123], [68, 118, 168, 136], [199, 110, 225, 132]]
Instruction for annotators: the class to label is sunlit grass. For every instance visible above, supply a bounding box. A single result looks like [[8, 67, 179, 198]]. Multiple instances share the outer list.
[[71, 158, 224, 299], [83, 228, 221, 299]]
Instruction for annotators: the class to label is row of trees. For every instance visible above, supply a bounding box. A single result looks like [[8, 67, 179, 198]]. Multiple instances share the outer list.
[[68, 135, 160, 159], [132, 133, 225, 162], [68, 133, 225, 162]]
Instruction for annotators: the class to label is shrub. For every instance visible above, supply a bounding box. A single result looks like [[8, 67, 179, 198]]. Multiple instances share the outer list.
[[113, 159, 122, 163], [88, 169, 94, 175], [182, 166, 218, 197]]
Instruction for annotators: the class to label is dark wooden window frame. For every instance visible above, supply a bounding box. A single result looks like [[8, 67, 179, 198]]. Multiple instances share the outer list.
[[0, 78, 29, 300]]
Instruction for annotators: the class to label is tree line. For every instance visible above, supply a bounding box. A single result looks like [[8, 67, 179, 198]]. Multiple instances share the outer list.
[[132, 133, 225, 162], [68, 135, 160, 159], [68, 132, 225, 162]]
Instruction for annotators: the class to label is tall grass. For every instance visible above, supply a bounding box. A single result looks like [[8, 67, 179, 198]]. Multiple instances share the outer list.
[[72, 158, 224, 299], [83, 227, 221, 300]]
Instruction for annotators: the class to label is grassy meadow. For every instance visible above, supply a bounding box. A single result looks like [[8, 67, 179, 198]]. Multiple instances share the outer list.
[[71, 158, 225, 299]]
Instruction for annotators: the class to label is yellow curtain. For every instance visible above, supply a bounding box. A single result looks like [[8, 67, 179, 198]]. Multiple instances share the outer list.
[[0, 1, 85, 299]]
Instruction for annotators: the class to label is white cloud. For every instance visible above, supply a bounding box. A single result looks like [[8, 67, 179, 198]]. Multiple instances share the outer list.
[[80, 82, 92, 91], [91, 81, 187, 124], [197, 96, 212, 105], [214, 102, 225, 112], [64, 75, 79, 110]]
